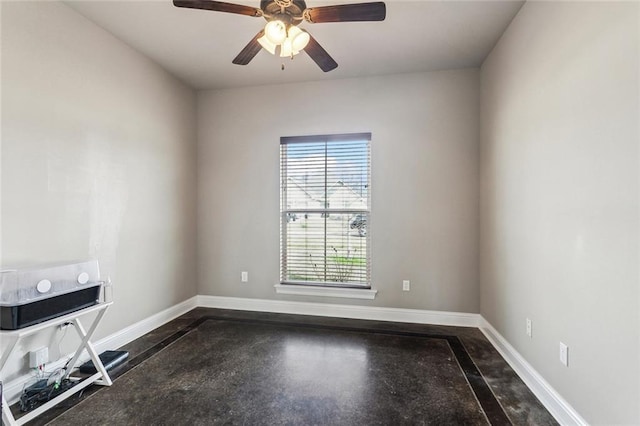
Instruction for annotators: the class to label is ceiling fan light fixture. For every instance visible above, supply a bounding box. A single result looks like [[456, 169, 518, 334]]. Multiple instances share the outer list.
[[175, 0, 387, 72], [264, 19, 287, 44], [288, 25, 310, 52], [258, 33, 277, 55], [280, 38, 296, 57]]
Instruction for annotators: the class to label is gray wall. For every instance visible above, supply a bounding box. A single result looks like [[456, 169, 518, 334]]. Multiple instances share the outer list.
[[480, 2, 639, 424], [1, 2, 198, 379], [198, 70, 480, 313], [5, 1, 635, 422]]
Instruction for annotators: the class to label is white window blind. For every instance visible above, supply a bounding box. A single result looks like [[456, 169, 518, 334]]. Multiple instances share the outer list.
[[280, 133, 371, 288]]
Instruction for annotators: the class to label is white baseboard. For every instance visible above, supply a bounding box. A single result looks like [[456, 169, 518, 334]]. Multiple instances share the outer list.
[[95, 296, 198, 352], [479, 317, 587, 426], [2, 296, 198, 404], [197, 295, 481, 327]]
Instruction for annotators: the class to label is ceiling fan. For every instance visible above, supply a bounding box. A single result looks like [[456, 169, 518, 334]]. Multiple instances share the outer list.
[[173, 0, 386, 72]]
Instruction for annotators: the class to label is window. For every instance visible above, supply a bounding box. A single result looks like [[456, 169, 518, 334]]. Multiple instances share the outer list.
[[280, 133, 371, 288]]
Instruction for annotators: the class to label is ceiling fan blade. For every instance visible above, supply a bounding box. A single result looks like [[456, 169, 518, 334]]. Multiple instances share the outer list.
[[232, 30, 265, 65], [304, 35, 338, 72], [173, 0, 262, 17], [304, 2, 385, 23]]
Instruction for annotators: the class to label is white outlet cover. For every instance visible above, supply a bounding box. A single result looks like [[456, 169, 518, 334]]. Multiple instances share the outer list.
[[559, 342, 569, 366], [29, 347, 49, 368]]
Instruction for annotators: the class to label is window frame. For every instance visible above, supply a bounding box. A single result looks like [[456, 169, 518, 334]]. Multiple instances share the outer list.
[[280, 132, 372, 289]]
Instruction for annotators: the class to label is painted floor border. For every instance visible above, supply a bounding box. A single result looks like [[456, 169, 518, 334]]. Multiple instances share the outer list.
[[3, 295, 586, 425], [479, 318, 587, 426]]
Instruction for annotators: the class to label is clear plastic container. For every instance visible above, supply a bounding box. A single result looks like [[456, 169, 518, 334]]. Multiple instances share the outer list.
[[0, 260, 103, 330]]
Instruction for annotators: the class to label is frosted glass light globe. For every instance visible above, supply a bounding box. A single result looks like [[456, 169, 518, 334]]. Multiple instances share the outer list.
[[265, 20, 287, 45], [288, 26, 310, 52]]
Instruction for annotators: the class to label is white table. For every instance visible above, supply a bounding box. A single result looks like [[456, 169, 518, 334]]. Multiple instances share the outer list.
[[1, 302, 113, 425]]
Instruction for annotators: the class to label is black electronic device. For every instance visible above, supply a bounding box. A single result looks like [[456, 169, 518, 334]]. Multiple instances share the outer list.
[[1, 286, 100, 330], [19, 379, 75, 412], [79, 350, 129, 374]]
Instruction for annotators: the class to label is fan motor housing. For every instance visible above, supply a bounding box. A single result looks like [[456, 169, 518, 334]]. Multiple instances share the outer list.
[[261, 0, 306, 21]]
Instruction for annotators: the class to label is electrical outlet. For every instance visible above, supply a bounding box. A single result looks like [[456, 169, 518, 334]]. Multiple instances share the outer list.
[[241, 271, 248, 282], [402, 280, 410, 291], [559, 342, 569, 366], [29, 347, 49, 368], [526, 318, 532, 338]]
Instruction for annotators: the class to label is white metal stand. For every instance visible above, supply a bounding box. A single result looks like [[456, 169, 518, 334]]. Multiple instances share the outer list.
[[1, 302, 113, 425]]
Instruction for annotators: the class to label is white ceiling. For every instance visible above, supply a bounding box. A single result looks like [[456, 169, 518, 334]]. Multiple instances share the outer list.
[[65, 0, 524, 90]]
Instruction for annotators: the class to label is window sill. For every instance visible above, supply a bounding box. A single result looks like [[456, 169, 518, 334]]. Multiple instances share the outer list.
[[274, 284, 377, 300]]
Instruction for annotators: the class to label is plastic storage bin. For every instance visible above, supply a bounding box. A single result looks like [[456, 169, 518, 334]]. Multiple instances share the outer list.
[[0, 260, 103, 330]]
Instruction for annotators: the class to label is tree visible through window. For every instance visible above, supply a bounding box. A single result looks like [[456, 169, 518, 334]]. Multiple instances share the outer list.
[[280, 133, 371, 288]]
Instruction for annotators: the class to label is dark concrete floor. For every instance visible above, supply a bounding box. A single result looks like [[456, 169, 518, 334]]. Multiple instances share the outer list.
[[17, 308, 557, 425]]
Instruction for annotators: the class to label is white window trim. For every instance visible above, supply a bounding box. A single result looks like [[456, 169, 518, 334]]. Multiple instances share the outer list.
[[280, 132, 372, 289], [274, 284, 377, 300]]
